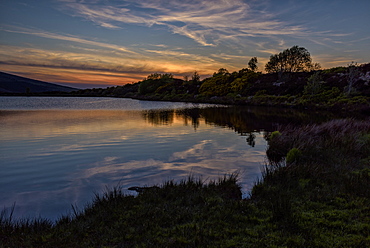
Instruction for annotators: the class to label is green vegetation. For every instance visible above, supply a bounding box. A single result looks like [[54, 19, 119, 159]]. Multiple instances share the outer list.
[[265, 46, 320, 78], [269, 131, 282, 140], [2, 47, 369, 246], [68, 47, 370, 114], [2, 46, 369, 114], [2, 119, 369, 247], [285, 148, 302, 165]]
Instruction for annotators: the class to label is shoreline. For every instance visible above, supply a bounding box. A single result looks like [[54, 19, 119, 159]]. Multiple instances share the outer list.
[[1, 118, 370, 247], [2, 92, 369, 116]]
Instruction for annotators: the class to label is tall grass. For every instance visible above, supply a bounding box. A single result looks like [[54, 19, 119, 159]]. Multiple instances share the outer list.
[[0, 203, 53, 246], [266, 118, 370, 168], [251, 119, 370, 244], [2, 119, 369, 247], [1, 174, 248, 247], [262, 119, 370, 197]]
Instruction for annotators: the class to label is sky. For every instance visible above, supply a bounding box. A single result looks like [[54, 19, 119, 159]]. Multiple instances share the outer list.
[[0, 0, 369, 89]]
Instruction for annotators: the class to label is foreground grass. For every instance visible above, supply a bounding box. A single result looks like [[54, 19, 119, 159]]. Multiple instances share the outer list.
[[1, 119, 370, 247]]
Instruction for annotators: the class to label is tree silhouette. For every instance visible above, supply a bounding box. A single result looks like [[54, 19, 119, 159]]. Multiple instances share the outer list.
[[346, 62, 360, 95], [191, 71, 200, 83], [265, 46, 317, 80], [248, 57, 258, 72]]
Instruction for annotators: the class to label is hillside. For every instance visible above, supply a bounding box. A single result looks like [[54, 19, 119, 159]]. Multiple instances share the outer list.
[[71, 63, 370, 113], [0, 72, 77, 93]]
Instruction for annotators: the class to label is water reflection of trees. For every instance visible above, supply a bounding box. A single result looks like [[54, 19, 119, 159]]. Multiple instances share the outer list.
[[142, 108, 201, 129], [246, 133, 256, 147], [143, 106, 339, 134], [177, 108, 201, 129], [142, 110, 175, 125]]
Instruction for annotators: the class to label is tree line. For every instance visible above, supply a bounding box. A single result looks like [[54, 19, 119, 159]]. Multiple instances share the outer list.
[[71, 46, 370, 112]]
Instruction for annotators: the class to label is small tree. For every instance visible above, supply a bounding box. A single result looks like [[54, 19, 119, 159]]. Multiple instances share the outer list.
[[147, 73, 161, 80], [346, 62, 360, 95], [265, 46, 315, 80], [139, 73, 174, 95], [191, 71, 200, 83], [310, 62, 322, 71], [159, 73, 174, 81], [213, 68, 229, 76], [248, 57, 258, 72], [147, 73, 173, 80], [303, 72, 325, 96], [200, 70, 230, 96]]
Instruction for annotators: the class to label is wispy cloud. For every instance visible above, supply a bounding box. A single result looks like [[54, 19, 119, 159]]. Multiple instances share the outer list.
[[57, 0, 313, 47], [311, 54, 360, 68], [167, 24, 215, 46], [0, 24, 228, 75], [0, 44, 162, 76], [210, 53, 249, 61], [0, 44, 225, 83], [2, 0, 366, 86], [0, 26, 136, 54], [144, 49, 215, 63]]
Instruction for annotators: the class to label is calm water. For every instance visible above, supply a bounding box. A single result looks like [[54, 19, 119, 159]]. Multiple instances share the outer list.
[[0, 97, 337, 221]]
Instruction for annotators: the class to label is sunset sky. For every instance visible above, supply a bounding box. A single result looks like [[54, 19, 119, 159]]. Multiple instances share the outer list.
[[1, 0, 369, 88]]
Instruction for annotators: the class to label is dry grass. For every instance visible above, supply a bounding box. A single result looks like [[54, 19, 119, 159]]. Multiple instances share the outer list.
[[266, 118, 370, 168]]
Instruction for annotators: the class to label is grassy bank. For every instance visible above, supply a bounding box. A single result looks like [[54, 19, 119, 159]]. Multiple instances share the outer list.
[[1, 119, 370, 247]]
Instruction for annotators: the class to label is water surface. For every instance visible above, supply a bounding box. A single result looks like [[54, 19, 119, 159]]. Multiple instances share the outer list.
[[1, 97, 268, 220], [1, 96, 343, 221]]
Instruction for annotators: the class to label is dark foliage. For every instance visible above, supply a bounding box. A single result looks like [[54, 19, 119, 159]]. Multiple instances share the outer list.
[[60, 61, 370, 114]]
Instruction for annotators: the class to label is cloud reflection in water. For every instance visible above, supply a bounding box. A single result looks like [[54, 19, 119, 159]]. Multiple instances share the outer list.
[[0, 107, 267, 220]]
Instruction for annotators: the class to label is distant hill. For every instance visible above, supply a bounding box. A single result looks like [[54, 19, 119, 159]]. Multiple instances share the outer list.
[[0, 72, 77, 93]]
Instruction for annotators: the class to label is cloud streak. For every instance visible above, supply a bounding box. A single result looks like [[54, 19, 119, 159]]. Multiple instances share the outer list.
[[0, 23, 231, 76], [1, 0, 368, 87], [0, 45, 144, 72], [1, 26, 136, 54], [0, 43, 229, 86], [58, 0, 313, 46]]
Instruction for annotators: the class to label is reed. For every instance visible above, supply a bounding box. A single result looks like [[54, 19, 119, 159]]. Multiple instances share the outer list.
[[267, 118, 370, 168]]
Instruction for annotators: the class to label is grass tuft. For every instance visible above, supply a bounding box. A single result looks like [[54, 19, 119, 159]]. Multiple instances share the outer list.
[[2, 119, 370, 247]]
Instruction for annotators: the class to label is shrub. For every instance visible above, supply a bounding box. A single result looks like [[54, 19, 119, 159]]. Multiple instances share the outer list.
[[199, 75, 230, 96], [303, 72, 326, 96], [138, 79, 168, 95], [269, 131, 281, 140], [286, 148, 302, 165], [266, 119, 370, 169]]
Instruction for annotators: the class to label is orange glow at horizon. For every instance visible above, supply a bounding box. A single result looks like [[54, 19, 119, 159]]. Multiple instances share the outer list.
[[1, 57, 354, 89], [1, 0, 369, 90], [1, 64, 149, 88], [0, 109, 214, 141]]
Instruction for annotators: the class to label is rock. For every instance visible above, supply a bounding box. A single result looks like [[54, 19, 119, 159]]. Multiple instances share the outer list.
[[128, 186, 160, 193]]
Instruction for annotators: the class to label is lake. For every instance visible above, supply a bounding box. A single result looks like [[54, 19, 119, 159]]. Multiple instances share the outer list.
[[0, 96, 340, 221]]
